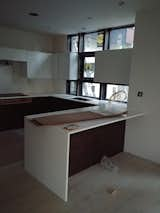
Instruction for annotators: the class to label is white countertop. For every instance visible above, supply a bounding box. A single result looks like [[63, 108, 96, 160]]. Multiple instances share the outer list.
[[0, 93, 56, 99], [23, 93, 144, 134], [24, 93, 144, 202]]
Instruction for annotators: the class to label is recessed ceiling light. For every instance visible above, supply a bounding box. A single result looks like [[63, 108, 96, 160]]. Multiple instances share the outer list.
[[118, 0, 125, 7], [29, 12, 39, 17]]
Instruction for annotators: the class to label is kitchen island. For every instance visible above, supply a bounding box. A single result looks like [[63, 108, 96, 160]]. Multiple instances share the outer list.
[[24, 95, 143, 202]]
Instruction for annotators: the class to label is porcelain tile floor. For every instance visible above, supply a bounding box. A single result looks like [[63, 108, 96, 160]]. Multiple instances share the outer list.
[[1, 152, 160, 213]]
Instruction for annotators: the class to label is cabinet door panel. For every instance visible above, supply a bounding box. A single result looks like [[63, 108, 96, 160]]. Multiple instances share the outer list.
[[0, 47, 27, 62], [69, 121, 125, 176], [27, 51, 57, 79]]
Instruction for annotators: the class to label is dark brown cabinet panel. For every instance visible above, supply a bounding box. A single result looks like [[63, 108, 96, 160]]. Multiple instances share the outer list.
[[0, 130, 24, 167], [0, 97, 94, 131], [69, 121, 125, 176]]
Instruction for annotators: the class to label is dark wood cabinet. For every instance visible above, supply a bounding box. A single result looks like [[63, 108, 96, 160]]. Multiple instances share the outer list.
[[0, 96, 94, 166], [69, 121, 125, 176], [0, 96, 94, 131]]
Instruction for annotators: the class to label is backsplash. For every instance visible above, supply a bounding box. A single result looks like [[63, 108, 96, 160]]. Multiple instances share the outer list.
[[0, 65, 66, 95]]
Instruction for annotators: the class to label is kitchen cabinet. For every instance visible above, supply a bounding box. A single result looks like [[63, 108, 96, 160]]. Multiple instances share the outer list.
[[27, 51, 57, 79], [27, 52, 78, 80], [56, 52, 78, 80], [0, 97, 94, 131], [25, 114, 128, 201], [0, 46, 78, 80], [0, 47, 27, 62], [69, 121, 125, 176], [95, 49, 132, 84], [51, 52, 78, 80]]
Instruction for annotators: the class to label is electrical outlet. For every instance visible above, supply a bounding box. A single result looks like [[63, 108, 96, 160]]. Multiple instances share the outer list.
[[137, 91, 143, 97]]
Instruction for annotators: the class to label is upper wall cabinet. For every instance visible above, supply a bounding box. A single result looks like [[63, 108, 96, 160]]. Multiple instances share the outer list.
[[56, 52, 78, 80], [27, 51, 57, 79], [0, 47, 77, 80], [95, 49, 132, 84], [69, 53, 78, 80], [0, 47, 27, 62], [52, 52, 78, 80]]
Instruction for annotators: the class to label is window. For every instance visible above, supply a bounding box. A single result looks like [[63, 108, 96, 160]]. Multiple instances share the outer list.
[[83, 56, 95, 78], [71, 35, 78, 52], [68, 25, 134, 100], [82, 82, 100, 98], [109, 27, 135, 50], [106, 84, 129, 102], [66, 80, 77, 95], [84, 31, 104, 52]]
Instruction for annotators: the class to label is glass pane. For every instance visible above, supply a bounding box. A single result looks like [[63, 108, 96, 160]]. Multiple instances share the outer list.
[[83, 57, 95, 78], [71, 36, 78, 52], [84, 32, 104, 52], [106, 84, 129, 102], [70, 81, 77, 95], [82, 82, 100, 98], [110, 27, 135, 50]]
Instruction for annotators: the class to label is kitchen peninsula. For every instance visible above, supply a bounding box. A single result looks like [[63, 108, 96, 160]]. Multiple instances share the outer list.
[[24, 94, 143, 202], [0, 94, 94, 167]]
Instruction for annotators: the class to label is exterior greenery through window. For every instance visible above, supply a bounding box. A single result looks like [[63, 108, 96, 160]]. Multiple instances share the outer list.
[[67, 25, 134, 102]]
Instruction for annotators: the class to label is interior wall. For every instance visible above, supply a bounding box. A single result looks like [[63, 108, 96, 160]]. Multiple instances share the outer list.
[[0, 26, 67, 94], [125, 9, 160, 163], [0, 26, 67, 53]]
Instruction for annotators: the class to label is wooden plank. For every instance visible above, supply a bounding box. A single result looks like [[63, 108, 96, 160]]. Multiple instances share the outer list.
[[32, 111, 127, 126], [32, 111, 105, 126]]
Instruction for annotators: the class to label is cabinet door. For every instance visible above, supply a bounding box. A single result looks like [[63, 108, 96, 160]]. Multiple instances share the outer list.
[[69, 53, 78, 80], [57, 53, 69, 80], [27, 51, 57, 79], [0, 47, 27, 62], [56, 53, 78, 80], [69, 121, 125, 176]]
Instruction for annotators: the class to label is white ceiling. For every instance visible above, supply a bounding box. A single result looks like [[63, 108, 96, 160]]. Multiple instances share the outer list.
[[0, 0, 160, 35]]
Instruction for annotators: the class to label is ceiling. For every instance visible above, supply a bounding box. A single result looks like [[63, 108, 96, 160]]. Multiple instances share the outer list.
[[0, 0, 160, 35]]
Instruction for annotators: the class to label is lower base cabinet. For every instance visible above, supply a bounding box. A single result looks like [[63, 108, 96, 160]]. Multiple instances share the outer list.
[[69, 121, 125, 176], [0, 97, 93, 131]]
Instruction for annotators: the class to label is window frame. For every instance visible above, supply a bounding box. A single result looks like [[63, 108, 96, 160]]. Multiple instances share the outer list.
[[81, 81, 101, 99], [67, 24, 134, 101], [105, 83, 129, 103], [83, 30, 105, 52], [66, 80, 78, 96]]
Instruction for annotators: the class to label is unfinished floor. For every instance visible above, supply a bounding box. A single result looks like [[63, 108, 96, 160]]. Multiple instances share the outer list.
[[1, 152, 160, 213]]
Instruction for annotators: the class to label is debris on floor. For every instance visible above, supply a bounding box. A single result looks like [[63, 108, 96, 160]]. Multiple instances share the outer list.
[[100, 156, 119, 172], [106, 187, 118, 196]]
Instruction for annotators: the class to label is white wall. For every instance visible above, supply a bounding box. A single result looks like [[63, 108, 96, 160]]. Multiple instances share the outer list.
[[125, 10, 160, 163], [0, 26, 67, 94], [0, 26, 67, 53]]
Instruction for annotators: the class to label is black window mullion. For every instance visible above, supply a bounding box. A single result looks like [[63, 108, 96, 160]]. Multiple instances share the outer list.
[[78, 80, 83, 96], [100, 83, 107, 100], [67, 36, 71, 52], [66, 80, 70, 94], [107, 29, 111, 50], [102, 30, 106, 51]]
